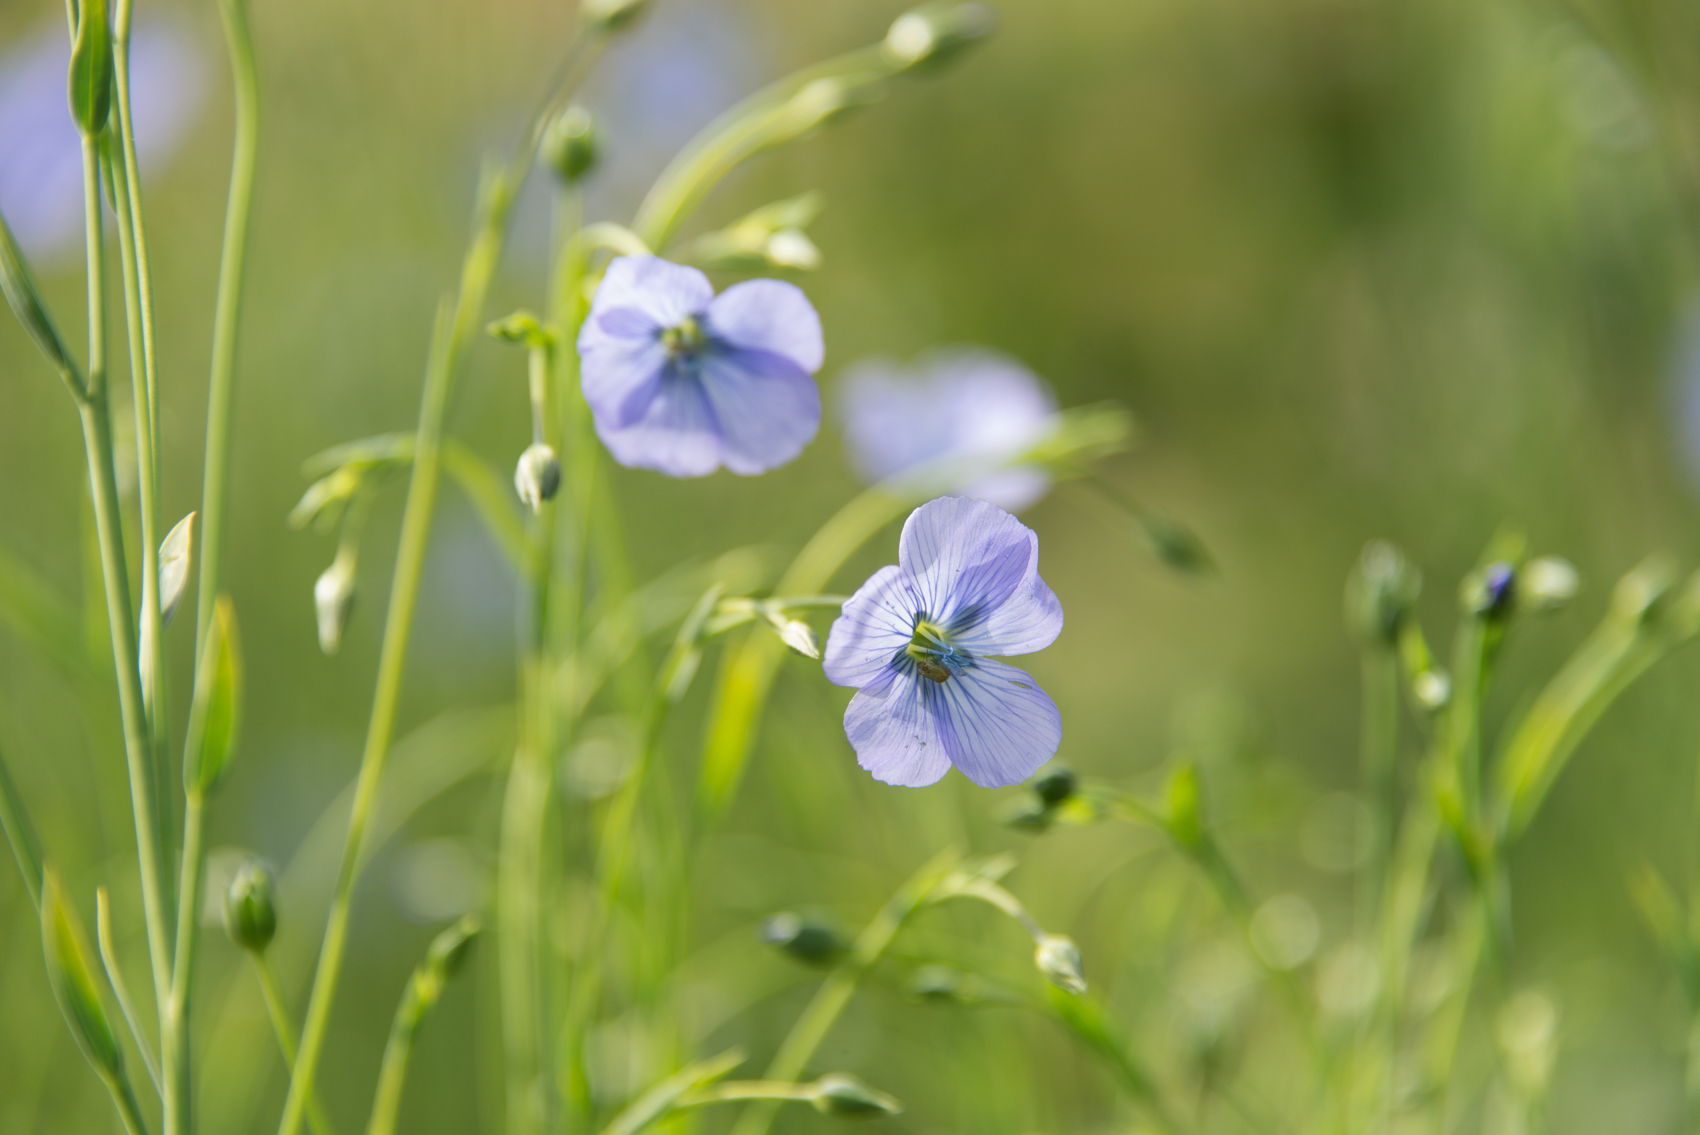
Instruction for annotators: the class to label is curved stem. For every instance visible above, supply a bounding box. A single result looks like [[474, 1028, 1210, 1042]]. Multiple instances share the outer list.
[[97, 888, 162, 1094], [252, 955, 337, 1135], [727, 849, 960, 1135]]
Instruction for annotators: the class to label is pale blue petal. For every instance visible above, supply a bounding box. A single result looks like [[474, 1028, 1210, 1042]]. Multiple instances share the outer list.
[[837, 359, 952, 483], [595, 373, 723, 477], [705, 278, 824, 373], [843, 668, 953, 787], [581, 339, 669, 430], [951, 557, 1063, 657], [843, 659, 1061, 788], [697, 348, 821, 475], [824, 565, 918, 688], [587, 255, 713, 329], [897, 497, 1034, 634], [931, 658, 1061, 787]]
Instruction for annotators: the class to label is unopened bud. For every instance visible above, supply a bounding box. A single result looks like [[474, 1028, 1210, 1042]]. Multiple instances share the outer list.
[[1346, 541, 1421, 646], [1462, 561, 1517, 620], [515, 443, 561, 513], [1034, 933, 1087, 994], [1031, 763, 1076, 806], [683, 192, 825, 273], [583, 0, 650, 33], [760, 912, 845, 966], [1412, 669, 1450, 710], [224, 859, 278, 954], [883, 2, 997, 70], [314, 556, 356, 655], [542, 106, 598, 184], [1611, 556, 1675, 624], [1519, 557, 1578, 614], [907, 964, 964, 1001], [809, 1073, 902, 1118], [40, 869, 122, 1078], [158, 513, 197, 627], [1, 212, 76, 378], [1165, 763, 1204, 850]]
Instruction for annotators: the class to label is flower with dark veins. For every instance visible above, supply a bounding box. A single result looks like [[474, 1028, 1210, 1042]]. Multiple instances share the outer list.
[[823, 496, 1063, 787]]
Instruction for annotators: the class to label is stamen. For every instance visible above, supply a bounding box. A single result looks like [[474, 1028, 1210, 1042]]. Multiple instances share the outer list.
[[662, 315, 705, 357]]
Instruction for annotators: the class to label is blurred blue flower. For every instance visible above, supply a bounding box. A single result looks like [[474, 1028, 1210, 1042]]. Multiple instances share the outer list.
[[823, 495, 1063, 788], [837, 347, 1058, 511], [578, 255, 823, 477], [0, 17, 207, 261]]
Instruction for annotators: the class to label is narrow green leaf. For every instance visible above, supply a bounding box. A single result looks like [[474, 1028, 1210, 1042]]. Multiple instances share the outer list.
[[184, 596, 242, 794], [41, 867, 123, 1078], [0, 748, 44, 907], [67, 0, 113, 136], [0, 210, 79, 384]]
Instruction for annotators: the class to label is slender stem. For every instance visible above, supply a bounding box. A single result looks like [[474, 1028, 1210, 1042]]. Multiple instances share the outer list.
[[98, 888, 162, 1094], [280, 38, 604, 1135], [677, 1083, 813, 1107], [497, 190, 581, 1135], [197, 0, 261, 644], [108, 1, 173, 912], [251, 956, 337, 1135], [165, 792, 207, 1134], [727, 849, 960, 1135], [77, 131, 173, 1045], [366, 979, 424, 1135], [1359, 647, 1399, 939], [0, 745, 43, 906]]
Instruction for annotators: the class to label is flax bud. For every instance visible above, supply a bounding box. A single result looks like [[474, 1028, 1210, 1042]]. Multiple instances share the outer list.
[[224, 858, 278, 954], [809, 1073, 902, 1118], [883, 2, 997, 70], [515, 443, 562, 513], [542, 106, 598, 184], [1034, 933, 1087, 994], [583, 0, 650, 33], [760, 912, 845, 966], [315, 556, 357, 656]]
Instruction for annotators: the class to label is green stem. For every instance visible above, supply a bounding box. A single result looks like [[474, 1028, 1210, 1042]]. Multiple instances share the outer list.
[[109, 1070, 155, 1135], [252, 955, 337, 1135], [0, 745, 43, 907], [366, 982, 425, 1135], [727, 849, 961, 1135], [165, 792, 206, 1134], [197, 0, 260, 645], [279, 32, 607, 1128], [98, 888, 162, 1094], [1359, 647, 1399, 939], [77, 130, 173, 1057], [497, 190, 581, 1135]]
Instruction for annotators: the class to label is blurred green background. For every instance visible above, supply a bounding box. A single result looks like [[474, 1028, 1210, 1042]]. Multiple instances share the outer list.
[[6, 0, 1700, 1131]]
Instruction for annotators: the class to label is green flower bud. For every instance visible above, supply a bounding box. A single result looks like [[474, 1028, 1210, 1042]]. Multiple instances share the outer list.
[[40, 869, 122, 1078], [997, 793, 1054, 832], [1345, 541, 1421, 646], [883, 2, 997, 70], [907, 964, 964, 1001], [808, 1073, 902, 1118], [1031, 763, 1076, 806], [1461, 561, 1516, 620], [542, 106, 598, 185], [514, 443, 562, 513], [158, 513, 197, 628], [224, 858, 278, 954], [1165, 762, 1204, 850], [1034, 933, 1087, 994], [760, 912, 845, 966], [583, 0, 650, 33], [425, 915, 480, 982]]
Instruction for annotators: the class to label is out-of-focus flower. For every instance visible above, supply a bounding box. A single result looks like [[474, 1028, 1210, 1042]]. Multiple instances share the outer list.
[[823, 496, 1063, 788], [577, 255, 823, 477], [0, 18, 207, 261], [837, 348, 1057, 511]]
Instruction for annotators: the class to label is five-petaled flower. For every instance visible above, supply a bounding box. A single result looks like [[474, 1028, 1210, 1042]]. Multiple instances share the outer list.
[[577, 255, 824, 477], [837, 347, 1057, 511], [823, 496, 1063, 787]]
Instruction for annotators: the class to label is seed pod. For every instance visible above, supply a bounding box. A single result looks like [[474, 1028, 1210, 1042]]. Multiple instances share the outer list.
[[542, 106, 598, 184]]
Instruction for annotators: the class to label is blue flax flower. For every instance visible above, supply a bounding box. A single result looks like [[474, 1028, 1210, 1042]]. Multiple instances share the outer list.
[[838, 347, 1057, 511], [577, 255, 823, 477], [824, 496, 1063, 787]]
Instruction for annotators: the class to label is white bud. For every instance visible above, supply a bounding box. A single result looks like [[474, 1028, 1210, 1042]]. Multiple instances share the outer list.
[[314, 558, 356, 655], [777, 618, 821, 659], [1521, 557, 1579, 613], [1034, 934, 1086, 994], [514, 444, 561, 514]]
